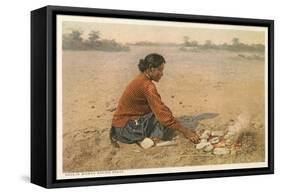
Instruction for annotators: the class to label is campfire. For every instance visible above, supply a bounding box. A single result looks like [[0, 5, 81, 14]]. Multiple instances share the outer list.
[[195, 113, 250, 155]]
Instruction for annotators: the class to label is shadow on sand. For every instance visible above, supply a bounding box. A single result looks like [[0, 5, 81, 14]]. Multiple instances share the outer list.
[[177, 112, 219, 131]]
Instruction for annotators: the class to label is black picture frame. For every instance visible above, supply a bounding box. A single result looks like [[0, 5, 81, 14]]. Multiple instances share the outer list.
[[31, 5, 274, 188]]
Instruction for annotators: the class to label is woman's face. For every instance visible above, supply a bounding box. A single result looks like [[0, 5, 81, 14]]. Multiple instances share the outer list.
[[149, 64, 164, 82]]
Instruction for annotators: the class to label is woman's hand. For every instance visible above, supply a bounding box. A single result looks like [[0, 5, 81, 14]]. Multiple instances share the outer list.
[[183, 129, 200, 144]]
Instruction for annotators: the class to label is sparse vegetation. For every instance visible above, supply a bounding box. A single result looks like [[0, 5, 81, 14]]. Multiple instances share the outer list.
[[129, 36, 264, 53], [63, 30, 130, 51], [182, 36, 265, 52]]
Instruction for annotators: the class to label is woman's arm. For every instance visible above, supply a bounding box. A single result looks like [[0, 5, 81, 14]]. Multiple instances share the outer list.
[[143, 82, 199, 143]]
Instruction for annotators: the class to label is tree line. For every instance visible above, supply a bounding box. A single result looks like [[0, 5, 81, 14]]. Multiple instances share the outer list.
[[63, 30, 130, 51], [182, 36, 265, 52], [62, 30, 264, 53]]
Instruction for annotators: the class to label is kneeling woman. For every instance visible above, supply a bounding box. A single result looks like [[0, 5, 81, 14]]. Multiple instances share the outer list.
[[110, 53, 199, 147]]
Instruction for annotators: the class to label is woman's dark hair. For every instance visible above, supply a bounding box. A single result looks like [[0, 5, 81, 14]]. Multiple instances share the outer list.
[[138, 53, 166, 72]]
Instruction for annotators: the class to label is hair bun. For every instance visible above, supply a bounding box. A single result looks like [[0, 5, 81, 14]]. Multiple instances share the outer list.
[[138, 59, 147, 72], [137, 53, 165, 72], [139, 59, 145, 64]]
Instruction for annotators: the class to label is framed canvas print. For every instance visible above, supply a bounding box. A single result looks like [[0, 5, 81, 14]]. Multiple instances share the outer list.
[[31, 5, 274, 188]]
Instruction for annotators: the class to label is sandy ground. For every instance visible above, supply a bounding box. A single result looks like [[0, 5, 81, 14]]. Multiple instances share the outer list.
[[61, 46, 266, 173]]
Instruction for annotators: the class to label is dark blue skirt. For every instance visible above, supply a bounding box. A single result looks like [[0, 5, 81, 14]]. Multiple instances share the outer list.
[[110, 112, 174, 144]]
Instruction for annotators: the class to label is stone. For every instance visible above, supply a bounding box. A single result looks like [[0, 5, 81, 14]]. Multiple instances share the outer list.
[[213, 139, 226, 148], [196, 142, 211, 150], [213, 148, 230, 155], [224, 133, 234, 140], [200, 130, 211, 139], [200, 139, 208, 143], [225, 139, 233, 146], [204, 144, 214, 152], [213, 141, 226, 148], [211, 130, 225, 137], [210, 137, 220, 144], [139, 138, 154, 149]]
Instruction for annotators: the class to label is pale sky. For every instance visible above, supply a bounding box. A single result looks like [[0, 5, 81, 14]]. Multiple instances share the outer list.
[[61, 15, 266, 45]]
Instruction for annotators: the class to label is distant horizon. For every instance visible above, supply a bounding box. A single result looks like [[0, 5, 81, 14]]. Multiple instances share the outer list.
[[62, 30, 265, 46], [61, 16, 267, 45]]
